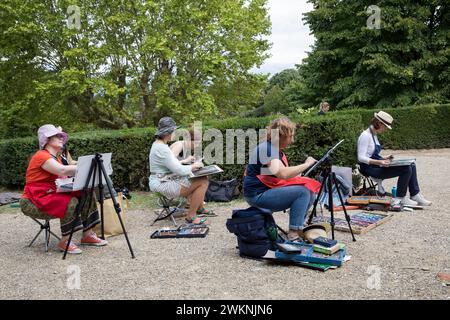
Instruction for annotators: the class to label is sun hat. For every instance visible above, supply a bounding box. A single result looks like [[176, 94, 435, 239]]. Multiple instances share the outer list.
[[374, 111, 393, 130], [302, 224, 328, 243], [37, 124, 68, 149], [155, 117, 179, 137]]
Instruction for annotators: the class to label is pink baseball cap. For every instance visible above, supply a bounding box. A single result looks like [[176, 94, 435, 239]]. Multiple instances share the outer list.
[[37, 124, 68, 149]]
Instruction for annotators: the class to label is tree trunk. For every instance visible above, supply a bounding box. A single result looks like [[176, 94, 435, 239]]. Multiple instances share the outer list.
[[117, 67, 127, 110], [139, 69, 157, 125]]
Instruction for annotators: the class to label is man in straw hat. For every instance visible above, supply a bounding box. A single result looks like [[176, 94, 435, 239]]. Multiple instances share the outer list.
[[357, 111, 431, 206]]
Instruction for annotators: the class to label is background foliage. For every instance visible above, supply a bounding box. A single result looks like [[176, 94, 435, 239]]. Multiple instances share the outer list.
[[1, 1, 449, 135], [0, 0, 271, 138], [2, 104, 449, 191], [293, 0, 450, 110], [249, 1, 450, 117]]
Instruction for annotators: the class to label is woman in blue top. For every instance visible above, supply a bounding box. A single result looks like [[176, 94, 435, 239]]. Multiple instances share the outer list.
[[357, 111, 431, 206], [243, 117, 320, 241]]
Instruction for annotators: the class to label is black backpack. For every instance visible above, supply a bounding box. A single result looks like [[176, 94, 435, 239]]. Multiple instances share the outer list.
[[226, 207, 279, 258], [205, 179, 240, 202]]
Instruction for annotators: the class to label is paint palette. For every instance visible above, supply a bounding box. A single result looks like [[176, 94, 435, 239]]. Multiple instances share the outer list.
[[311, 211, 392, 234], [347, 196, 371, 205], [150, 225, 209, 239], [347, 196, 392, 205]]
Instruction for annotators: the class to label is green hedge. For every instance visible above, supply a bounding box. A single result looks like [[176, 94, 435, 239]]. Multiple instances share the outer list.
[[210, 113, 362, 183], [0, 114, 361, 190], [0, 128, 156, 190], [333, 104, 450, 149], [1, 104, 449, 190]]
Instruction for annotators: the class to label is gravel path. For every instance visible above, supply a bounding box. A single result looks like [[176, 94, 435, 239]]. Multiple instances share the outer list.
[[0, 149, 449, 300]]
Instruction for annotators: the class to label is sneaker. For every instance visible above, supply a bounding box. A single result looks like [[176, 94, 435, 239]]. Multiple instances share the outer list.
[[80, 232, 108, 246], [411, 193, 432, 206], [398, 197, 418, 206], [58, 240, 82, 254]]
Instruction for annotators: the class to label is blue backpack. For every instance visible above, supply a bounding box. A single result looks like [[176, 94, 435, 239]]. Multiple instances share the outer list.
[[226, 207, 279, 258]]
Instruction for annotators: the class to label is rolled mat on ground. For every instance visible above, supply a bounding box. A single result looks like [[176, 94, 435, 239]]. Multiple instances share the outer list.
[[0, 193, 22, 206]]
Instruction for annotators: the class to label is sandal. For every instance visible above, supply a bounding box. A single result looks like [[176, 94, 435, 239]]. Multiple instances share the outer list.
[[196, 207, 217, 217], [185, 215, 210, 225], [287, 231, 304, 242]]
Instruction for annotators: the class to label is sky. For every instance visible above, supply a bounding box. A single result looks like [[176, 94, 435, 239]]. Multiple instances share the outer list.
[[253, 0, 315, 75]]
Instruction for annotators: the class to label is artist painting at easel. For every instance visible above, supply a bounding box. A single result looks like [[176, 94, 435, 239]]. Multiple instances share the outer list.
[[243, 117, 321, 241], [19, 125, 108, 255]]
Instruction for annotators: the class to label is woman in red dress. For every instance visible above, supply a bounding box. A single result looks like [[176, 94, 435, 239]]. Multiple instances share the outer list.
[[20, 125, 107, 254]]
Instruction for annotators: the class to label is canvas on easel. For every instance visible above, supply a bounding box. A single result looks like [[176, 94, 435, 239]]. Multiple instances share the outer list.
[[72, 153, 113, 191], [55, 153, 113, 193]]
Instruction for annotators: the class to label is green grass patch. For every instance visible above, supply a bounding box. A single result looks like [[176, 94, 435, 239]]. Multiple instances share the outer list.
[[126, 191, 158, 211], [0, 204, 20, 215]]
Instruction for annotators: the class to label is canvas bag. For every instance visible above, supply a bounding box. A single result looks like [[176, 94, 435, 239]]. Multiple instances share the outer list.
[[93, 192, 127, 238], [318, 169, 352, 208], [205, 179, 240, 202]]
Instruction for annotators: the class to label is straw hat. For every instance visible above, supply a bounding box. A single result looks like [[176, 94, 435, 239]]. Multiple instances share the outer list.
[[302, 224, 329, 243], [374, 111, 393, 129]]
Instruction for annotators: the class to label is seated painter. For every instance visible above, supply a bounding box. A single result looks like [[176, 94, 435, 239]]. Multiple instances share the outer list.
[[170, 127, 201, 164], [20, 125, 107, 255], [149, 117, 213, 225], [170, 127, 216, 217], [357, 111, 431, 206], [243, 117, 321, 241]]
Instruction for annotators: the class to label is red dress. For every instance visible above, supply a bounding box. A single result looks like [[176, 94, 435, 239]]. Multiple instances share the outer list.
[[22, 150, 79, 218]]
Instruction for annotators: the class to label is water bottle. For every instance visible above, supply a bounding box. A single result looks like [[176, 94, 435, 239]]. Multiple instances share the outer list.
[[391, 186, 397, 198]]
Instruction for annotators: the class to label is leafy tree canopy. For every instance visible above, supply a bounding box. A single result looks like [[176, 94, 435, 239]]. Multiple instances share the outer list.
[[293, 0, 450, 109], [0, 0, 271, 138]]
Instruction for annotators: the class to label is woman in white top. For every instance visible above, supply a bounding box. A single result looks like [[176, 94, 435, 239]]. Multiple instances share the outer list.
[[357, 111, 431, 206], [149, 117, 212, 225]]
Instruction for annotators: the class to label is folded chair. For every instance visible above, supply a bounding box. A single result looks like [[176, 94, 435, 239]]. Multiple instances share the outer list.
[[151, 193, 186, 227], [356, 165, 385, 196], [28, 217, 61, 252]]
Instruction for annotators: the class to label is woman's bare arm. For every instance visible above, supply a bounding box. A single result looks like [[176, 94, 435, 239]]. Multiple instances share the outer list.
[[169, 141, 183, 158], [41, 158, 77, 176], [266, 157, 316, 180], [66, 150, 77, 165], [368, 159, 390, 166]]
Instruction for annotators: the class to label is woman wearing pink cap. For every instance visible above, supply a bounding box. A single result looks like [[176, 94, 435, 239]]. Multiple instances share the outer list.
[[19, 125, 107, 254]]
